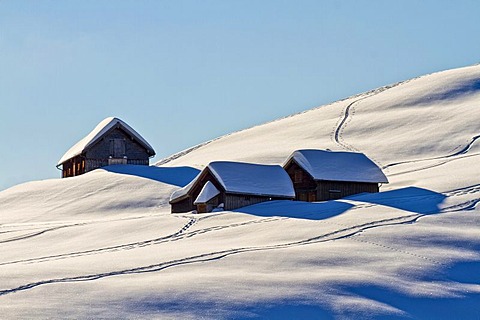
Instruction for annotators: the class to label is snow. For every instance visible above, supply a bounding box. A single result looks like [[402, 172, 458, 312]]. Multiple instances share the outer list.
[[169, 173, 199, 202], [171, 161, 295, 203], [1, 64, 480, 319], [194, 181, 220, 204], [57, 117, 155, 166], [287, 149, 389, 183], [208, 161, 296, 198]]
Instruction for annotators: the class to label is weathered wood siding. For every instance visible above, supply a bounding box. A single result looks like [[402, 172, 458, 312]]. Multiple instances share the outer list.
[[316, 181, 378, 200], [171, 197, 195, 213], [197, 195, 221, 213], [170, 168, 225, 213], [85, 127, 150, 172], [284, 161, 317, 201], [284, 159, 379, 202], [224, 194, 272, 211], [61, 124, 153, 178], [62, 155, 86, 178]]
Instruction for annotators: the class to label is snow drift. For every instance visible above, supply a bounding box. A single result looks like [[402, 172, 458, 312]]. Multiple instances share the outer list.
[[1, 64, 480, 319]]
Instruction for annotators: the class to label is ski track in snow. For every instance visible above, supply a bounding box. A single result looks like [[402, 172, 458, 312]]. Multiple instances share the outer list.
[[331, 78, 418, 166], [0, 213, 425, 297], [1, 183, 478, 267], [330, 73, 480, 177], [383, 134, 480, 171], [3, 182, 479, 296]]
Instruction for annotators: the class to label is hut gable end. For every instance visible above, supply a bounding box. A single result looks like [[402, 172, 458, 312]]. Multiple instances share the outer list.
[[283, 149, 388, 202], [85, 127, 151, 162], [170, 161, 295, 213], [58, 117, 155, 178]]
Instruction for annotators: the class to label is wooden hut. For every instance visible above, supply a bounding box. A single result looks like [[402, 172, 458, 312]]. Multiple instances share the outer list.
[[57, 117, 155, 178], [170, 161, 295, 213], [283, 149, 388, 201]]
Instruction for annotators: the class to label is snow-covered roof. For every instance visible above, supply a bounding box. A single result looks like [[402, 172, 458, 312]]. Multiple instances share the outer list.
[[58, 117, 155, 165], [285, 149, 389, 184], [194, 181, 220, 205], [209, 161, 295, 197], [170, 161, 295, 202], [169, 173, 199, 202]]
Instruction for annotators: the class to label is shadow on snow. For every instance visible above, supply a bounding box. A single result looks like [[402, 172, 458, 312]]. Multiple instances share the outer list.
[[101, 165, 200, 187], [348, 186, 446, 215], [236, 187, 446, 220], [235, 200, 354, 221]]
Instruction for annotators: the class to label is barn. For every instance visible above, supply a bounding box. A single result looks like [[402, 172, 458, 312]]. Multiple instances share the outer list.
[[170, 161, 295, 213], [283, 149, 388, 201], [57, 117, 156, 178]]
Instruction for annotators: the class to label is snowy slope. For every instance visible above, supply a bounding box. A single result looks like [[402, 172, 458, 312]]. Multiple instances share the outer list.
[[1, 65, 479, 319]]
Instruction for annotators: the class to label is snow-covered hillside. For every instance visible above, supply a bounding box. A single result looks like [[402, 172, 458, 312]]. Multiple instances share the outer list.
[[1, 65, 479, 319]]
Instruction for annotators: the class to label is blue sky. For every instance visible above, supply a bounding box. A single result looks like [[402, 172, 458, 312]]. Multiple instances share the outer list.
[[1, 0, 479, 190]]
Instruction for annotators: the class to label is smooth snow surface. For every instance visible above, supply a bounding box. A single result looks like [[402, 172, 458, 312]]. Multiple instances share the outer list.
[[287, 149, 389, 183], [209, 161, 296, 197], [194, 181, 220, 204], [57, 117, 155, 165], [2, 64, 480, 319]]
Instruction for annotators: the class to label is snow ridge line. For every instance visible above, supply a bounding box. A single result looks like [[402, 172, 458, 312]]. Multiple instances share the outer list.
[[157, 73, 428, 166], [0, 213, 421, 297]]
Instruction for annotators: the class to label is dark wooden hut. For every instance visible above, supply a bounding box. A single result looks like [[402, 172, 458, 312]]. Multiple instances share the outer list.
[[283, 149, 388, 202], [57, 117, 155, 178], [170, 161, 295, 213]]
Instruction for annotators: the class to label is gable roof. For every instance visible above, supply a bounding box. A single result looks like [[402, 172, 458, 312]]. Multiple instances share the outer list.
[[170, 161, 295, 203], [285, 149, 389, 184], [194, 181, 220, 205], [58, 117, 155, 166], [208, 161, 296, 197]]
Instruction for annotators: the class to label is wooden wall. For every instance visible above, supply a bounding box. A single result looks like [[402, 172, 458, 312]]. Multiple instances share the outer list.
[[61, 126, 152, 177], [284, 159, 379, 202], [224, 194, 272, 211], [170, 168, 225, 213], [316, 181, 378, 201], [284, 161, 317, 201], [62, 155, 86, 178], [85, 127, 150, 169]]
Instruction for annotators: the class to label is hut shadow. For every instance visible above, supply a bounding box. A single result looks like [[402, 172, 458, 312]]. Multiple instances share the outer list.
[[348, 186, 446, 215], [236, 187, 446, 220], [101, 165, 200, 187], [235, 200, 355, 221]]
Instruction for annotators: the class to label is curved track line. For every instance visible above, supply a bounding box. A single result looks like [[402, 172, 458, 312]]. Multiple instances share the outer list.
[[333, 99, 363, 151], [383, 134, 480, 170], [388, 152, 480, 177], [0, 217, 282, 266], [0, 213, 422, 297], [332, 78, 413, 154]]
